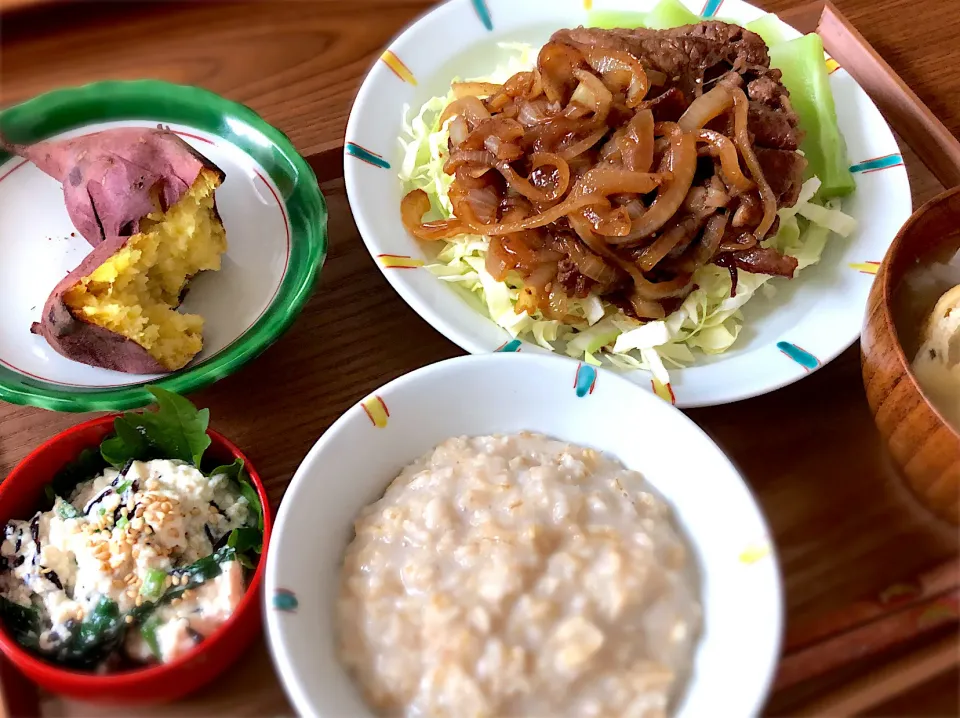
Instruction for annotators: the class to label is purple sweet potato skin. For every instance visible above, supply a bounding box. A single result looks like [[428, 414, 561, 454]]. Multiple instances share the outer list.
[[3, 127, 225, 247], [30, 235, 168, 375]]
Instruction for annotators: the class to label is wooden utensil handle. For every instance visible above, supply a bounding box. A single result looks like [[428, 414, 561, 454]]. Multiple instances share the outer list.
[[790, 633, 960, 717], [776, 588, 959, 690], [815, 0, 960, 189], [777, 0, 960, 189], [784, 560, 960, 654]]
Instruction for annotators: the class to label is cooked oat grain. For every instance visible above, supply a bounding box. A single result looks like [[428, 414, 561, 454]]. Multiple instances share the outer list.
[[337, 433, 700, 718]]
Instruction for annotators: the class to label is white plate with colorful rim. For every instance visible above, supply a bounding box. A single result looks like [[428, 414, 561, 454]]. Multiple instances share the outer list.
[[265, 352, 783, 717], [0, 81, 327, 412], [343, 0, 912, 408]]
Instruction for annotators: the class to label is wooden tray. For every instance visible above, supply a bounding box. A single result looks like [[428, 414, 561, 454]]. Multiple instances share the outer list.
[[1, 1, 958, 716], [756, 2, 960, 713]]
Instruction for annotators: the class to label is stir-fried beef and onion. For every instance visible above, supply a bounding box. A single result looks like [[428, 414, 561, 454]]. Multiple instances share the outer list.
[[400, 21, 809, 321]]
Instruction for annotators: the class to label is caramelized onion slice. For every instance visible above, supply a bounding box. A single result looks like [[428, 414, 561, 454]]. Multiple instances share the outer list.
[[608, 123, 697, 243], [559, 128, 608, 161], [677, 84, 734, 132], [646, 69, 668, 87], [582, 47, 649, 108], [452, 81, 503, 99], [457, 192, 609, 235], [512, 70, 545, 101], [486, 72, 545, 112], [629, 295, 667, 320], [497, 164, 551, 203], [449, 115, 469, 146], [538, 42, 586, 105], [719, 231, 758, 253], [695, 129, 754, 193], [401, 189, 466, 241], [583, 204, 632, 237], [517, 99, 551, 127], [569, 212, 671, 313], [570, 69, 613, 124], [443, 149, 497, 175], [731, 88, 777, 239], [457, 116, 524, 159], [557, 234, 621, 285], [635, 215, 705, 272], [465, 117, 524, 148], [620, 109, 654, 173], [449, 181, 500, 224], [486, 236, 511, 280], [673, 212, 729, 272], [731, 193, 763, 228], [494, 152, 570, 204], [439, 96, 491, 128], [485, 136, 524, 162], [532, 152, 571, 198], [574, 166, 662, 197], [631, 270, 695, 300], [488, 231, 554, 281], [515, 262, 558, 315]]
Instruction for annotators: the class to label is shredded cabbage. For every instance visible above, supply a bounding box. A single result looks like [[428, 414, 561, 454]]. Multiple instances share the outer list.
[[399, 45, 858, 382]]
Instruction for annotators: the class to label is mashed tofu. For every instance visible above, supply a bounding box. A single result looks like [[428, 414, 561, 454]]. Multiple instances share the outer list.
[[337, 433, 700, 718], [0, 459, 249, 664]]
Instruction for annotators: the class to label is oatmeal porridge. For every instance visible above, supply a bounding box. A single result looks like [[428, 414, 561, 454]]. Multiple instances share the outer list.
[[337, 433, 701, 718]]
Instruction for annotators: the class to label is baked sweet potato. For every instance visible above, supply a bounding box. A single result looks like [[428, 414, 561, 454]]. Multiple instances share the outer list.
[[2, 127, 223, 247], [31, 165, 228, 374]]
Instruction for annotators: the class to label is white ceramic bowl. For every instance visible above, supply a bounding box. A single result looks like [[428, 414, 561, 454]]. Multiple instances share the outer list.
[[0, 81, 327, 412], [344, 0, 913, 408], [265, 353, 783, 717]]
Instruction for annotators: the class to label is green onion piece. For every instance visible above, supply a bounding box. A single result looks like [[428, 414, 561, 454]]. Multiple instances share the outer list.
[[140, 615, 161, 660], [55, 498, 82, 520], [116, 517, 129, 530], [115, 480, 132, 495], [140, 568, 166, 602]]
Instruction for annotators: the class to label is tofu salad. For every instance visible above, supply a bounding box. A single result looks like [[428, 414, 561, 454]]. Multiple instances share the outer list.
[[0, 388, 264, 672]]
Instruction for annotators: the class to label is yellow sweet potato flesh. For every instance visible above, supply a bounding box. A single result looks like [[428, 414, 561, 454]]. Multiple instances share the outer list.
[[62, 170, 226, 371]]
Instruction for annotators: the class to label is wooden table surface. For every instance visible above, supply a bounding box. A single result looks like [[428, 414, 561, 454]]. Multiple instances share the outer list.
[[2, 1, 959, 715]]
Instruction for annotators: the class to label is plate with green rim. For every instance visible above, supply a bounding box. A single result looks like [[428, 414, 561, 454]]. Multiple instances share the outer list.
[[0, 80, 327, 413]]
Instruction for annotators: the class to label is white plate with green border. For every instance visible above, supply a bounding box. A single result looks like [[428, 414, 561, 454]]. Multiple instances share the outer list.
[[0, 81, 327, 412]]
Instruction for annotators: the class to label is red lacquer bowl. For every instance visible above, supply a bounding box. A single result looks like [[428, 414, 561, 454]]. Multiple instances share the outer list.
[[0, 415, 272, 703]]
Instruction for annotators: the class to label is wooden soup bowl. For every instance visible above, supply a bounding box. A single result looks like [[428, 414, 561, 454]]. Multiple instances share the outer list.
[[862, 186, 960, 524]]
